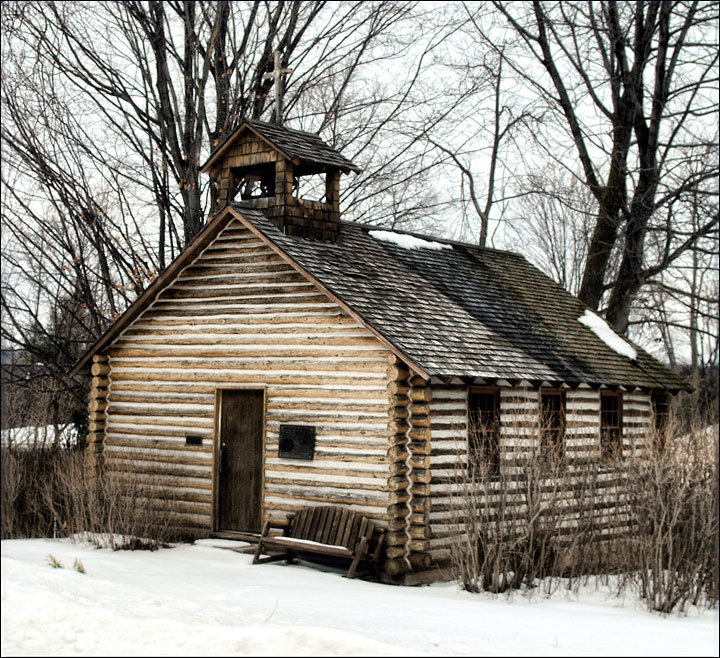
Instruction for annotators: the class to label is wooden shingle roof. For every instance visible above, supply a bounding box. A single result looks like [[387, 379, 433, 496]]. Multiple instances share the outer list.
[[236, 205, 688, 391], [201, 119, 361, 174], [70, 202, 688, 392]]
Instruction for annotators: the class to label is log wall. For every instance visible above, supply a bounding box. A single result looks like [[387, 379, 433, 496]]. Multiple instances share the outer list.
[[427, 381, 655, 566], [101, 218, 392, 535]]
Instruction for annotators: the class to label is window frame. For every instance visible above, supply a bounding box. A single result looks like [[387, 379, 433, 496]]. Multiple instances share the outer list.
[[600, 390, 624, 460], [468, 386, 501, 477], [539, 388, 566, 461], [651, 391, 670, 453]]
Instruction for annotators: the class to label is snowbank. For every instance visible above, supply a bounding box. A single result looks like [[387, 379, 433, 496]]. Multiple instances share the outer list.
[[578, 310, 637, 360], [2, 538, 717, 656]]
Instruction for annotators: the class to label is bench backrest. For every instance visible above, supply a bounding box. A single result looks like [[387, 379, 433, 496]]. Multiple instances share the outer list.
[[288, 505, 374, 550]]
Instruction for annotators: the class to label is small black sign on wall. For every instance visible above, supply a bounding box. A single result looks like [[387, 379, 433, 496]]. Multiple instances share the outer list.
[[278, 424, 316, 460]]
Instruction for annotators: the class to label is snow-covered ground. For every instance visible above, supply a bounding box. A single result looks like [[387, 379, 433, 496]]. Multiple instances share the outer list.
[[2, 538, 717, 657], [1, 423, 77, 448]]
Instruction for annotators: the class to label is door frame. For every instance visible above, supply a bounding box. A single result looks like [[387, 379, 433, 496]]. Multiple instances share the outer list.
[[212, 386, 267, 534]]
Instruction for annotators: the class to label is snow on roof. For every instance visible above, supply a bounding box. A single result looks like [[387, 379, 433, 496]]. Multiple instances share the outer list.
[[578, 310, 637, 361], [368, 229, 452, 251]]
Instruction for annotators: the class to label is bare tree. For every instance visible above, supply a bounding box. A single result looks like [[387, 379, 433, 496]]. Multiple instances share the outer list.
[[507, 170, 597, 296], [481, 1, 719, 333], [1, 1, 467, 433]]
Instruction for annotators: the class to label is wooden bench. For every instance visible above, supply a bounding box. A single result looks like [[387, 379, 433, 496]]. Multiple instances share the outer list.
[[252, 506, 386, 579]]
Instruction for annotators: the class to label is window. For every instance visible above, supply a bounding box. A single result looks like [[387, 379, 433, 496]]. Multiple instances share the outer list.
[[540, 389, 565, 460], [600, 390, 623, 459], [469, 388, 500, 476], [651, 391, 669, 453]]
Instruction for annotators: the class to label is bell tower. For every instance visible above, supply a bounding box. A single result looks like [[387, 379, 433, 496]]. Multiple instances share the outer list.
[[201, 119, 360, 241]]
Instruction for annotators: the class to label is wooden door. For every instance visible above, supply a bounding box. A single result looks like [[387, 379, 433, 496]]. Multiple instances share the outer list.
[[216, 389, 264, 533]]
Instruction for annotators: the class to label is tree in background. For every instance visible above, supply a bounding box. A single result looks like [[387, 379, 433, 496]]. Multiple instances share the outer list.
[[1, 1, 463, 431], [481, 0, 718, 334], [1, 1, 717, 435]]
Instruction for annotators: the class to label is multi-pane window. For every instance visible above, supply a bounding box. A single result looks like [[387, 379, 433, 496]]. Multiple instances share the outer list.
[[651, 391, 669, 453], [540, 389, 565, 460], [468, 388, 501, 476], [600, 390, 623, 459]]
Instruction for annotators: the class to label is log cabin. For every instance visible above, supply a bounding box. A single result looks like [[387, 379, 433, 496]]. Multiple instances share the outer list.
[[70, 118, 689, 583]]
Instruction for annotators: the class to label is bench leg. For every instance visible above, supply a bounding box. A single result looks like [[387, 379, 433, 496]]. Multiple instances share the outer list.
[[253, 540, 293, 565], [252, 539, 265, 564], [346, 538, 368, 579]]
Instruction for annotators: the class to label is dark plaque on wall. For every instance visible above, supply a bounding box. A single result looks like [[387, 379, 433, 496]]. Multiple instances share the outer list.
[[278, 424, 316, 460]]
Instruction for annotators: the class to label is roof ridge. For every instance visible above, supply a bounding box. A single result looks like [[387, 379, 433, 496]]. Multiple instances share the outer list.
[[245, 118, 319, 138]]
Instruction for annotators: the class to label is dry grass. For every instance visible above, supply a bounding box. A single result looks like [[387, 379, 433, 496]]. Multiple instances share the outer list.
[[1, 446, 179, 549]]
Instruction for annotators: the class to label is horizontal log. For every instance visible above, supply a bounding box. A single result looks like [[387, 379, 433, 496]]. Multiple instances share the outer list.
[[104, 450, 211, 468], [109, 347, 389, 360], [409, 525, 430, 540], [86, 432, 103, 444], [388, 365, 410, 381], [387, 504, 412, 520], [409, 440, 431, 455], [409, 388, 432, 402], [408, 415, 430, 428], [266, 489, 386, 508], [388, 475, 410, 492], [409, 375, 429, 387], [408, 551, 432, 571], [265, 463, 387, 479], [389, 433, 409, 446], [109, 371, 385, 387], [410, 470, 431, 485], [389, 490, 411, 505], [91, 362, 111, 377], [105, 462, 211, 480], [409, 403, 430, 416], [263, 502, 388, 523], [390, 406, 410, 420], [92, 354, 109, 364], [92, 377, 109, 390], [384, 557, 411, 574], [89, 388, 109, 401], [89, 399, 108, 413], [388, 462, 409, 478], [108, 356, 386, 373], [387, 419, 409, 435], [387, 382, 410, 396], [409, 454, 430, 470], [411, 497, 431, 515], [265, 476, 387, 492], [387, 446, 410, 462], [387, 517, 409, 532], [408, 427, 430, 442]]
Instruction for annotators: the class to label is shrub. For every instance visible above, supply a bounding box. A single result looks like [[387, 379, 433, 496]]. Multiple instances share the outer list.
[[446, 414, 718, 612], [1, 444, 179, 549]]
